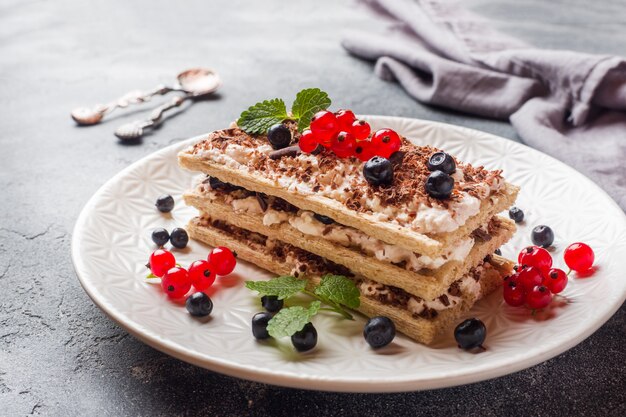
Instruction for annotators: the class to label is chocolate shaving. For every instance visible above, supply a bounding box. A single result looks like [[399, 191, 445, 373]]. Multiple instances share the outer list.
[[269, 145, 301, 160], [471, 227, 492, 242], [438, 294, 450, 307], [255, 192, 268, 212], [448, 282, 461, 297]]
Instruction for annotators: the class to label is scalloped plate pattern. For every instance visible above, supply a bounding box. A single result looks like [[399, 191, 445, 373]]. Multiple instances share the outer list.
[[72, 116, 626, 392]]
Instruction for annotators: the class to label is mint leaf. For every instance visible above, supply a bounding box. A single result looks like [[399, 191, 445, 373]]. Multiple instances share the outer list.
[[266, 301, 321, 338], [237, 98, 288, 134], [245, 276, 307, 300], [291, 88, 331, 131], [314, 275, 361, 309]]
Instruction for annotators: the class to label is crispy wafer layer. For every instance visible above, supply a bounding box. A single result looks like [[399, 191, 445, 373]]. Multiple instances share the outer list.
[[185, 190, 515, 300], [179, 151, 519, 257], [186, 217, 513, 345]]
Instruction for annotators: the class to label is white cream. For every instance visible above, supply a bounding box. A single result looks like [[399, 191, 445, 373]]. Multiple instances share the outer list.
[[359, 273, 482, 316], [191, 139, 503, 234], [199, 188, 474, 272]]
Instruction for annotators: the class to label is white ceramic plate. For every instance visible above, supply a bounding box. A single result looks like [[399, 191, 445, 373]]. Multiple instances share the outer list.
[[71, 116, 626, 392]]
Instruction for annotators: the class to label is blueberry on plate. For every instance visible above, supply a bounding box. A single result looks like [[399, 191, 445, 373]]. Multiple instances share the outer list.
[[291, 322, 317, 352], [363, 156, 393, 186], [531, 225, 554, 248], [427, 152, 456, 174], [252, 312, 273, 340], [170, 227, 189, 249], [261, 295, 283, 313], [363, 316, 396, 349], [454, 318, 486, 350], [267, 123, 292, 150], [313, 213, 334, 225], [155, 194, 175, 213], [508, 206, 524, 223], [185, 292, 213, 317], [151, 228, 170, 246], [425, 171, 454, 199]]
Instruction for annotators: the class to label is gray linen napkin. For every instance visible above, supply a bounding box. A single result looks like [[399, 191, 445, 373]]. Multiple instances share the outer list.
[[342, 0, 626, 210]]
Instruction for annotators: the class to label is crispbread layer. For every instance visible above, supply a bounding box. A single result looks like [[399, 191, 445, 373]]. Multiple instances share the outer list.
[[178, 151, 518, 257], [186, 217, 513, 345], [184, 190, 515, 300]]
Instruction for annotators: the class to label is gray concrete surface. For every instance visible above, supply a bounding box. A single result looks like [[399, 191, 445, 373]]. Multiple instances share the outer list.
[[0, 0, 624, 415]]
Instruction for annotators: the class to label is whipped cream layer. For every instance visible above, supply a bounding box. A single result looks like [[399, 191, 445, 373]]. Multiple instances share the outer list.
[[197, 215, 491, 321], [185, 128, 505, 234], [358, 262, 488, 319], [193, 177, 475, 272]]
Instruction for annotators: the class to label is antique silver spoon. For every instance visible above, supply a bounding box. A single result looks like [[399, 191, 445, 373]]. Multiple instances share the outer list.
[[71, 68, 221, 125], [114, 95, 187, 140]]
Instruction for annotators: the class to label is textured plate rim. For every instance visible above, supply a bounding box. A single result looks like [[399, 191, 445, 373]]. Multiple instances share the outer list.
[[71, 115, 626, 393]]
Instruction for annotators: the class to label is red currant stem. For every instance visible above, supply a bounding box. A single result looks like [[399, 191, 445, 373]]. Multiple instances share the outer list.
[[566, 269, 573, 276], [302, 289, 354, 320]]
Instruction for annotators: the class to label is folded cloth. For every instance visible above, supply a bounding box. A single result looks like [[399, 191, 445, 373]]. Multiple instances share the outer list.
[[342, 0, 626, 210]]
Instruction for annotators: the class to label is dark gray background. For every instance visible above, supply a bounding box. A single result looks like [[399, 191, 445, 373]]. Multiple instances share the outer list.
[[1, 0, 624, 415]]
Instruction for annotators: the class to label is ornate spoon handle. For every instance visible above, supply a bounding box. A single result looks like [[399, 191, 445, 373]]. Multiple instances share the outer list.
[[114, 96, 187, 141], [71, 85, 173, 125]]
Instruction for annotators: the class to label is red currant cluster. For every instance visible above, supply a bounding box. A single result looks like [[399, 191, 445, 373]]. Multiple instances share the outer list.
[[299, 109, 402, 161], [503, 242, 595, 310], [149, 246, 237, 299]]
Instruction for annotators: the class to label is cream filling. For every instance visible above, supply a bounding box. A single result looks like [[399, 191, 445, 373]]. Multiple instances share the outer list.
[[359, 272, 483, 316], [192, 142, 503, 234], [197, 184, 474, 272]]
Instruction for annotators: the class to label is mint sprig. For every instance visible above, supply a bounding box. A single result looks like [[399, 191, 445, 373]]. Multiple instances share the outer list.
[[266, 301, 321, 338], [245, 274, 360, 338], [237, 88, 331, 135], [244, 275, 306, 300], [291, 88, 331, 132], [237, 98, 288, 135]]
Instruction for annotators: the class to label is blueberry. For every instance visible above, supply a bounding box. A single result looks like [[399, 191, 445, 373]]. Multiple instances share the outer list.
[[261, 295, 283, 313], [363, 316, 396, 348], [508, 207, 524, 223], [454, 318, 486, 350], [313, 213, 334, 225], [532, 225, 554, 248], [185, 292, 213, 317], [170, 227, 189, 249], [494, 248, 502, 256], [425, 171, 454, 199], [252, 312, 273, 340], [155, 194, 175, 213], [363, 156, 393, 186], [427, 152, 456, 174], [291, 322, 317, 352], [151, 228, 170, 246], [267, 123, 292, 150]]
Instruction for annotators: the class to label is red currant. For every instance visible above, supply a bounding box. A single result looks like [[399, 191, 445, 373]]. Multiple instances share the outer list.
[[518, 246, 552, 275], [354, 140, 374, 162], [298, 129, 319, 153], [310, 110, 339, 143], [209, 246, 237, 276], [330, 131, 356, 158], [351, 120, 371, 141], [149, 249, 176, 277], [544, 268, 568, 294], [517, 266, 544, 293], [161, 267, 191, 299], [371, 128, 402, 158], [335, 109, 356, 132], [526, 285, 552, 309], [503, 280, 525, 306], [564, 242, 594, 272], [188, 260, 217, 291]]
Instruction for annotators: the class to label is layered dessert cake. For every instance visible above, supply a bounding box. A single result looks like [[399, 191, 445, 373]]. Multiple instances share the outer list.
[[178, 115, 518, 344]]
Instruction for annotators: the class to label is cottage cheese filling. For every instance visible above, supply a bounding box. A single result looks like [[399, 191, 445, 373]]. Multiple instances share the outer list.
[[194, 180, 475, 272]]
